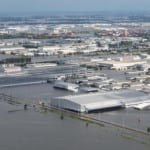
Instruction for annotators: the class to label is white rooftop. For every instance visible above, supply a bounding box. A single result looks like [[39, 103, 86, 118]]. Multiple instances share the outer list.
[[52, 89, 150, 112]]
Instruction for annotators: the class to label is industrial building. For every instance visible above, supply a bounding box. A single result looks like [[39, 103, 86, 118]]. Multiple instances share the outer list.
[[53, 81, 79, 92], [51, 90, 150, 112], [98, 60, 147, 70]]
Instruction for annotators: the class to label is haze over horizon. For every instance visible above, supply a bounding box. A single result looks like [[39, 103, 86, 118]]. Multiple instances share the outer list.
[[0, 0, 150, 14]]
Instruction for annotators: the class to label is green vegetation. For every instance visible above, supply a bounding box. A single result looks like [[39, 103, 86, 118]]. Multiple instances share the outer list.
[[0, 57, 31, 65]]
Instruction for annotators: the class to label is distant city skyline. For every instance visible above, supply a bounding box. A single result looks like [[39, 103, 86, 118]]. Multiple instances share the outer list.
[[0, 0, 150, 13]]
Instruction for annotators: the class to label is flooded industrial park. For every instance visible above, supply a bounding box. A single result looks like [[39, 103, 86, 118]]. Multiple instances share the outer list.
[[0, 79, 150, 149], [0, 82, 150, 131], [0, 9, 150, 149]]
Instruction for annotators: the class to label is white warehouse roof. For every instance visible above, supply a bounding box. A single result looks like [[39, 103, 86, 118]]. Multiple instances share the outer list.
[[51, 90, 150, 112], [51, 92, 122, 112]]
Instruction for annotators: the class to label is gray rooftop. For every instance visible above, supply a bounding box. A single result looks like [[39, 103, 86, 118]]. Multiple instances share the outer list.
[[54, 89, 150, 105]]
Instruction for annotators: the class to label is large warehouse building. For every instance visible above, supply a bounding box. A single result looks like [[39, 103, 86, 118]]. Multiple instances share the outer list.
[[51, 90, 150, 112]]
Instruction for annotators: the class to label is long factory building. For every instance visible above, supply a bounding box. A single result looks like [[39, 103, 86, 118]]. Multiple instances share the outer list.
[[51, 90, 150, 112]]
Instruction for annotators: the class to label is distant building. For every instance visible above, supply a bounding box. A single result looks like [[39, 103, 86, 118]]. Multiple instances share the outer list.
[[98, 59, 147, 70]]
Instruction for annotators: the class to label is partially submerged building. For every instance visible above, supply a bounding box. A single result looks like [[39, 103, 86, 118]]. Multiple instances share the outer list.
[[51, 90, 150, 112]]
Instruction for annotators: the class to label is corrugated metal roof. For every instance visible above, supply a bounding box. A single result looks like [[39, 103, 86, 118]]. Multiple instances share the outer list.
[[52, 89, 150, 112], [54, 89, 150, 106]]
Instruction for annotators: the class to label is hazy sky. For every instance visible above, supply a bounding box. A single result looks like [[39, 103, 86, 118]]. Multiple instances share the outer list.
[[0, 0, 150, 12]]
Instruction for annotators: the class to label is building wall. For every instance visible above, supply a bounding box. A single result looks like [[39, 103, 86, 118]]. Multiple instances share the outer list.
[[51, 98, 84, 112]]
